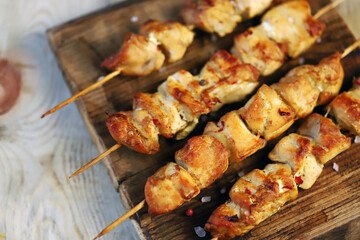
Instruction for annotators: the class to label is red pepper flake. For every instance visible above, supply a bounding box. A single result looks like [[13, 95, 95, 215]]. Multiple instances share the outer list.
[[245, 188, 251, 195], [218, 121, 225, 132], [243, 29, 253, 37], [152, 119, 160, 125], [225, 215, 239, 222], [355, 78, 360, 86], [282, 185, 293, 190], [212, 97, 221, 104], [295, 176, 303, 185], [278, 109, 290, 116], [185, 208, 194, 216]]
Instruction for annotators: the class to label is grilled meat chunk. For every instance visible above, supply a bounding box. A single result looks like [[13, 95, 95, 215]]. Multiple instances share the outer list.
[[327, 87, 360, 135], [145, 162, 200, 216], [232, 26, 286, 76], [239, 84, 296, 140], [260, 0, 325, 58], [139, 20, 195, 62], [175, 135, 229, 189], [269, 133, 323, 189], [101, 33, 165, 75], [133, 93, 186, 138], [180, 0, 241, 37], [204, 111, 265, 163], [297, 113, 351, 164], [272, 74, 320, 118], [286, 52, 344, 105], [198, 50, 260, 111], [232, 0, 273, 19], [106, 109, 159, 154], [205, 163, 297, 239]]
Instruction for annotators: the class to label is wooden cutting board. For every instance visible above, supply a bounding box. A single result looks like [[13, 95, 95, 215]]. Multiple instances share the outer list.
[[47, 0, 360, 239]]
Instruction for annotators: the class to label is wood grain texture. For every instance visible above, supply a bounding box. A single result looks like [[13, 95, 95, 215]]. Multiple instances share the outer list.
[[47, 0, 360, 239], [0, 0, 138, 240]]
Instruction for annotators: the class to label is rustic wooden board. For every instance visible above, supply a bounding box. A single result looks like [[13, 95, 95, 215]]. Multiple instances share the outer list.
[[47, 0, 360, 239]]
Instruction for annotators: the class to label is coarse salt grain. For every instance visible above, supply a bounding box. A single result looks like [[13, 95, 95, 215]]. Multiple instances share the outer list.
[[298, 57, 305, 65], [194, 226, 206, 238], [333, 162, 339, 172], [355, 136, 360, 143], [211, 34, 217, 42], [220, 187, 226, 194], [159, 67, 166, 72], [97, 76, 104, 82], [230, 178, 236, 183], [201, 196, 211, 203], [237, 171, 245, 178], [316, 37, 322, 43], [131, 16, 139, 22]]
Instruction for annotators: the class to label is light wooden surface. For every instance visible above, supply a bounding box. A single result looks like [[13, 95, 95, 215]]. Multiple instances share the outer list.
[[0, 1, 359, 240]]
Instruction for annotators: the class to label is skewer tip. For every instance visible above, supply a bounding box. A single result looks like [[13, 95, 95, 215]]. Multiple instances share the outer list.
[[67, 143, 121, 179], [341, 39, 360, 59], [92, 200, 146, 240], [41, 111, 50, 119], [41, 69, 122, 118]]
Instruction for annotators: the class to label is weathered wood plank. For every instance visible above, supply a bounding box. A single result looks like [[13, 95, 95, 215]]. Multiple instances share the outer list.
[[47, 0, 360, 239]]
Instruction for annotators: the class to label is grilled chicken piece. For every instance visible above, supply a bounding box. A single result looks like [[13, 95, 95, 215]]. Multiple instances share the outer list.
[[239, 84, 296, 140], [180, 0, 241, 37], [297, 113, 351, 164], [232, 26, 286, 76], [106, 109, 159, 154], [133, 93, 187, 138], [145, 162, 200, 216], [139, 20, 195, 62], [158, 70, 210, 139], [205, 163, 297, 239], [271, 74, 320, 118], [269, 133, 323, 189], [286, 53, 344, 105], [175, 135, 229, 189], [204, 111, 265, 162], [159, 70, 210, 118], [260, 0, 325, 58], [232, 0, 273, 19], [198, 50, 260, 111], [101, 33, 165, 75], [327, 87, 360, 135]]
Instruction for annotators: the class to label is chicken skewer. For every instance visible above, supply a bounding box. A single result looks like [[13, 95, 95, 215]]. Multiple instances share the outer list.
[[41, 0, 342, 118], [205, 111, 352, 239], [91, 40, 360, 240], [69, 0, 334, 179]]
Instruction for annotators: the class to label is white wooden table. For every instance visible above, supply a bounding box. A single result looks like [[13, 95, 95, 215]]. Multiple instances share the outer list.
[[0, 1, 359, 240]]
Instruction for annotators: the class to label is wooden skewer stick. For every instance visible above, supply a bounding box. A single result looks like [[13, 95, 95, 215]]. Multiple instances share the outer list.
[[93, 200, 146, 240], [342, 39, 360, 58], [68, 143, 121, 179], [41, 69, 122, 118], [90, 40, 360, 239], [314, 0, 345, 19]]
